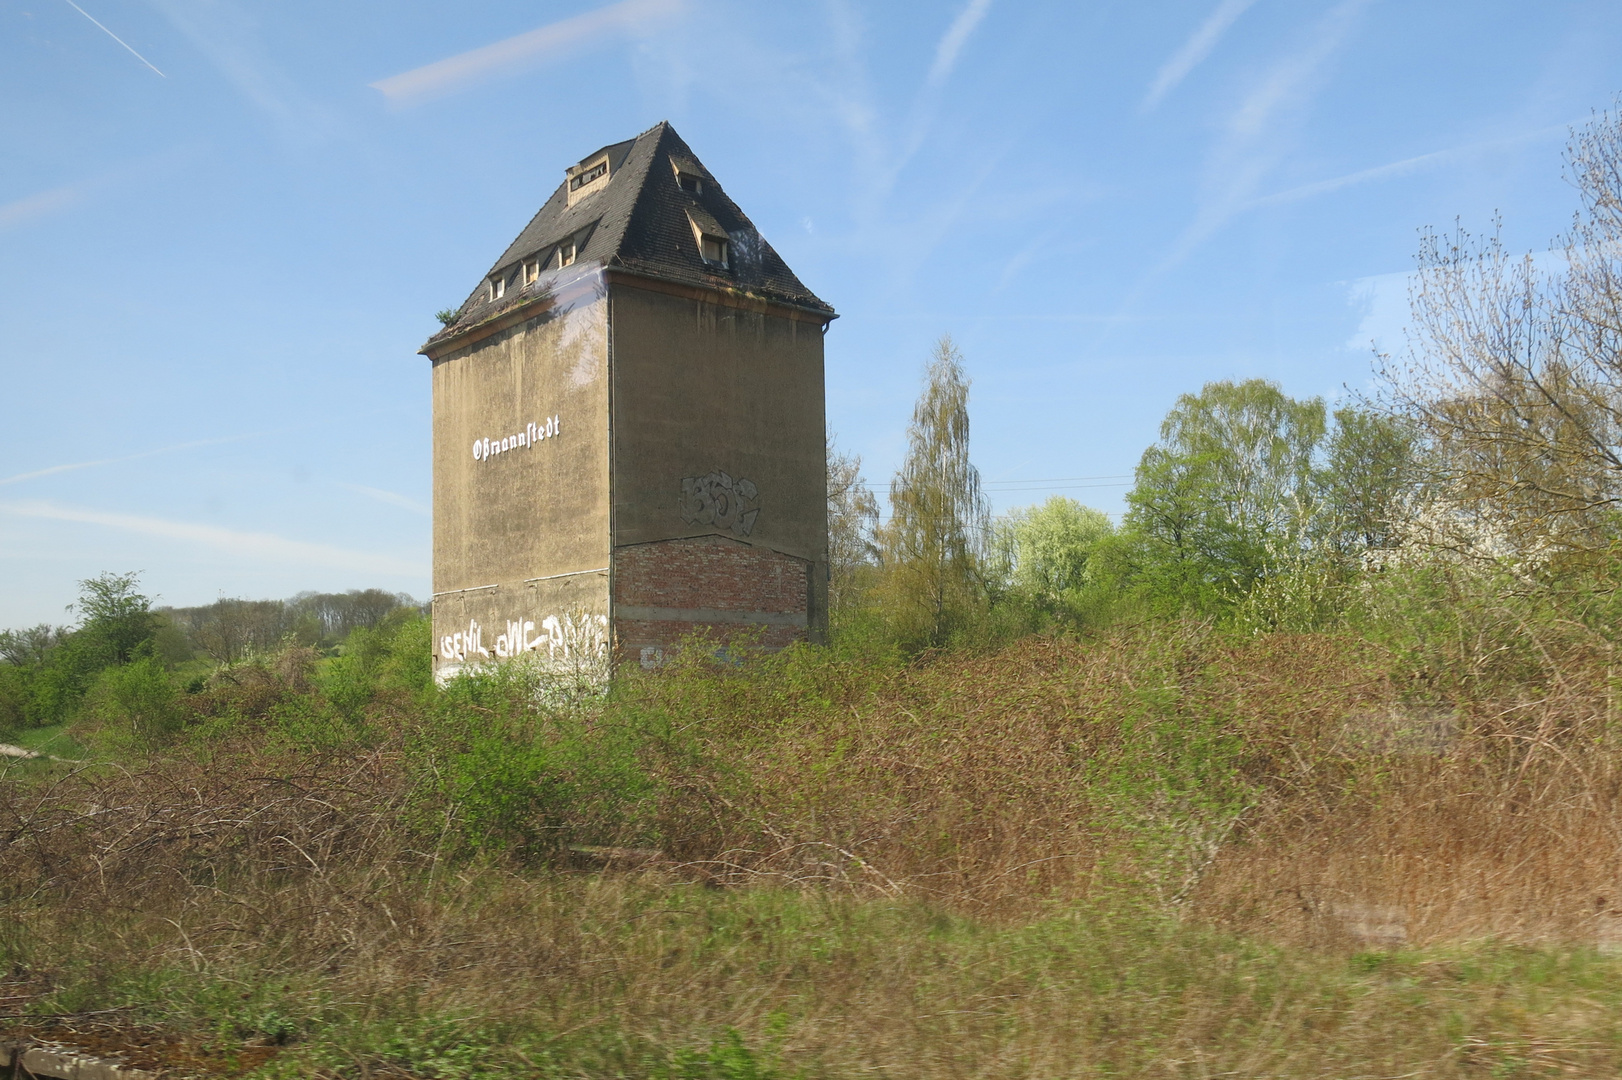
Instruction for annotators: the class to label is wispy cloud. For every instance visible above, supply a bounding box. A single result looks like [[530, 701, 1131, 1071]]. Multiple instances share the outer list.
[[0, 184, 85, 231], [339, 484, 429, 516], [0, 150, 193, 233], [371, 0, 683, 106], [1250, 119, 1575, 207], [148, 0, 334, 138], [0, 501, 426, 578], [927, 0, 993, 88], [859, 0, 997, 213], [0, 436, 256, 488], [1142, 0, 1256, 111], [1163, 0, 1372, 266], [59, 0, 165, 76]]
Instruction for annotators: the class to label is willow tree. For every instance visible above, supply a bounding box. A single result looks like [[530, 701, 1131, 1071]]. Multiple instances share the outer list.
[[878, 335, 989, 647]]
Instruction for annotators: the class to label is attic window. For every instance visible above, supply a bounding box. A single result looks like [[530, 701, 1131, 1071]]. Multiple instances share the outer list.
[[687, 207, 731, 270], [556, 241, 576, 269], [523, 259, 540, 285], [570, 161, 607, 190], [700, 235, 729, 267], [670, 155, 706, 195], [490, 276, 506, 301], [565, 154, 611, 206]]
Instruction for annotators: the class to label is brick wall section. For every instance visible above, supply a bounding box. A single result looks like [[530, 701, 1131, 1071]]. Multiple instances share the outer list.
[[612, 535, 809, 662]]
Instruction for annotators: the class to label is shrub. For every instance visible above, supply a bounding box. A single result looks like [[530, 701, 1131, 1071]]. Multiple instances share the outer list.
[[84, 656, 186, 749]]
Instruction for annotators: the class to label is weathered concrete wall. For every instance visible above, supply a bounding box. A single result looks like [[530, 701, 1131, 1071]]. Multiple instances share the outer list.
[[606, 281, 828, 646], [430, 282, 610, 678]]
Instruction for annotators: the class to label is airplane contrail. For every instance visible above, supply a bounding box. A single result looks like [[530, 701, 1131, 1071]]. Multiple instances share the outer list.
[[59, 0, 166, 78]]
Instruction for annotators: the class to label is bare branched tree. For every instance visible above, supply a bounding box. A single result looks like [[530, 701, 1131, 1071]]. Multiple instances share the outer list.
[[1379, 106, 1622, 564]]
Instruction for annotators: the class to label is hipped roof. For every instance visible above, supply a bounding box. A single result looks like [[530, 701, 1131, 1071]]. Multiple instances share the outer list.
[[422, 121, 834, 355]]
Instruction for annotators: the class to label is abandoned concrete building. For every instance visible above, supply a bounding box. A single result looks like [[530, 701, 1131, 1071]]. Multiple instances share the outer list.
[[422, 122, 836, 681]]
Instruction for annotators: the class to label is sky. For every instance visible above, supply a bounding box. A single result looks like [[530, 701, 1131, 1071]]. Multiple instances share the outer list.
[[3, 0, 1621, 626]]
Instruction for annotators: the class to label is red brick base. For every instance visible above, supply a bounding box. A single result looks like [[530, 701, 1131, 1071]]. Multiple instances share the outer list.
[[612, 535, 809, 667]]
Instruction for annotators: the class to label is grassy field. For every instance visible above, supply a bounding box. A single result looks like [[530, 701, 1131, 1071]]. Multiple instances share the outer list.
[[4, 625, 1622, 1077], [8, 721, 89, 760]]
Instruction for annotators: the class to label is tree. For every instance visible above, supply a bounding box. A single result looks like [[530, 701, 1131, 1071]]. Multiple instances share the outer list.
[[878, 335, 990, 647], [0, 625, 65, 668], [188, 597, 292, 663], [1311, 407, 1417, 556], [827, 435, 880, 613], [1123, 379, 1325, 603], [287, 589, 416, 643], [70, 571, 156, 666], [992, 497, 1114, 608], [1377, 106, 1622, 565]]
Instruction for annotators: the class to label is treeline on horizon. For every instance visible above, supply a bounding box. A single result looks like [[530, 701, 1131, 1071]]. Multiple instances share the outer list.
[[0, 584, 421, 735]]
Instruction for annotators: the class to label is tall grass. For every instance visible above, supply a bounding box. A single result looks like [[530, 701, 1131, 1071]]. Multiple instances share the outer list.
[[7, 609, 1622, 1075]]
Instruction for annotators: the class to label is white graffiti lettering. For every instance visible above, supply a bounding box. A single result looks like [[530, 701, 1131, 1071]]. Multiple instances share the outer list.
[[473, 415, 561, 462], [442, 612, 608, 665]]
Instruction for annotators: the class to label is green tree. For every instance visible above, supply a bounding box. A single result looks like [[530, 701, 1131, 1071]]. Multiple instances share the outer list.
[[0, 624, 65, 667], [992, 497, 1114, 609], [1123, 379, 1326, 606], [1312, 407, 1417, 556], [827, 435, 880, 615], [25, 572, 160, 724], [70, 571, 157, 666], [878, 335, 990, 647]]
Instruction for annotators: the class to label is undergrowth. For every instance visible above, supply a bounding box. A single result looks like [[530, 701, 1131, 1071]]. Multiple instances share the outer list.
[[7, 610, 1622, 1076]]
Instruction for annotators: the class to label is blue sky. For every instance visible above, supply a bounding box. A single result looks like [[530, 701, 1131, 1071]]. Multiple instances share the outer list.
[[3, 0, 1620, 626]]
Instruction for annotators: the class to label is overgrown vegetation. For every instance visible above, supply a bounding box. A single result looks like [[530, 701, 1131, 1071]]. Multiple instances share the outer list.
[[11, 104, 1622, 1080]]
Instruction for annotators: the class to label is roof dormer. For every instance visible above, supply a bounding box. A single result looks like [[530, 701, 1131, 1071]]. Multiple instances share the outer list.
[[686, 207, 730, 270], [670, 154, 708, 195], [566, 153, 611, 207]]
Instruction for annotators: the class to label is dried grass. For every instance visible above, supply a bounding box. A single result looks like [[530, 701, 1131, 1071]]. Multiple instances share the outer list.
[[5, 626, 1622, 1076]]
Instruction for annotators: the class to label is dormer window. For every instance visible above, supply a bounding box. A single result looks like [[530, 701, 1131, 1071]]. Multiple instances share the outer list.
[[565, 154, 611, 207], [686, 207, 731, 270], [556, 241, 576, 269], [570, 160, 607, 190], [524, 259, 539, 285], [490, 276, 505, 301], [670, 155, 706, 195]]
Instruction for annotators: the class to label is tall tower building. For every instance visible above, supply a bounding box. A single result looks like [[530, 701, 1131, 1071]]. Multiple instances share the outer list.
[[422, 122, 836, 680]]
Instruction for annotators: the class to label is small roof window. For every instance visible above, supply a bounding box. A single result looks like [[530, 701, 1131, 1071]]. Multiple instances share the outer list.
[[566, 154, 611, 207], [686, 207, 730, 270], [670, 154, 707, 195], [490, 275, 506, 301]]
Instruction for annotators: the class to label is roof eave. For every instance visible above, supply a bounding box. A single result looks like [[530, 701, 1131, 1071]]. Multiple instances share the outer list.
[[601, 265, 837, 324]]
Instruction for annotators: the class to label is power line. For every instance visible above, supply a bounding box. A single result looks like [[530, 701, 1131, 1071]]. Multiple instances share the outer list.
[[983, 474, 1132, 485]]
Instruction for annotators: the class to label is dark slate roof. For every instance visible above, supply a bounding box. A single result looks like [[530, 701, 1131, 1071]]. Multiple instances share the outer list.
[[422, 122, 833, 353]]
